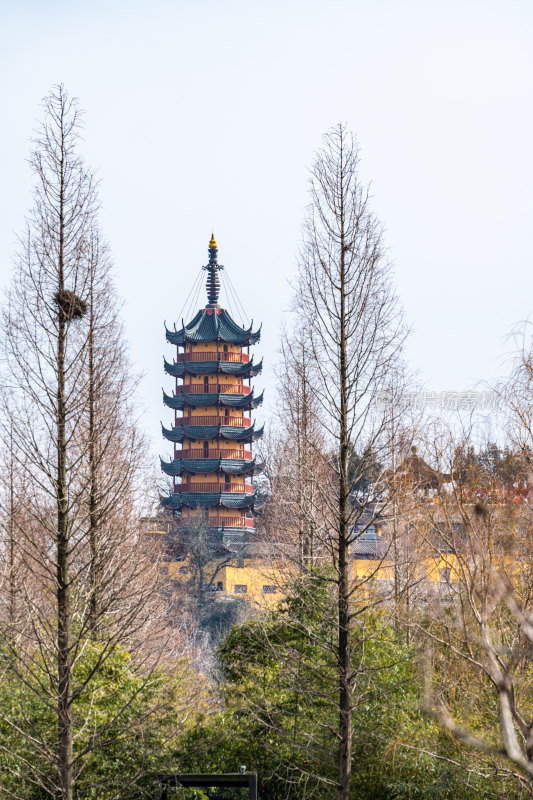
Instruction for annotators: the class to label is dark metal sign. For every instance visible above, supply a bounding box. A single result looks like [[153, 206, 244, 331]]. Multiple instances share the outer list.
[[154, 772, 258, 800]]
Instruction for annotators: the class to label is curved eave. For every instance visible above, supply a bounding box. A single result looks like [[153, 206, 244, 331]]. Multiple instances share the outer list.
[[161, 422, 264, 443], [165, 309, 261, 346], [160, 457, 257, 476], [248, 324, 262, 345], [163, 358, 262, 378], [353, 547, 388, 560], [162, 390, 264, 410], [161, 492, 257, 510]]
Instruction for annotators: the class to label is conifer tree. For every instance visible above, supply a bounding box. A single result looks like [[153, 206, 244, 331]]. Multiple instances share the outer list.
[[0, 85, 165, 800]]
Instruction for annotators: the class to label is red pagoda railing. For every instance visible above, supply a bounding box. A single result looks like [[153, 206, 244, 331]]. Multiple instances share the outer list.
[[176, 415, 251, 427], [207, 516, 255, 529], [176, 352, 250, 363], [175, 384, 251, 395], [178, 482, 253, 494], [179, 448, 253, 460]]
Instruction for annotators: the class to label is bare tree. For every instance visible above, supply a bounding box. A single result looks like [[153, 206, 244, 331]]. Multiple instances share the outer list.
[[0, 419, 30, 626], [260, 321, 329, 568], [415, 453, 533, 790], [0, 85, 168, 800], [170, 512, 238, 595], [82, 227, 147, 631], [503, 321, 533, 472], [415, 334, 533, 791], [279, 124, 409, 799]]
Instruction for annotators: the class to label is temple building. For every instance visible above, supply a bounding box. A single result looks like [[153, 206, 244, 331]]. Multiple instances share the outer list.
[[160, 235, 264, 546], [153, 239, 468, 607]]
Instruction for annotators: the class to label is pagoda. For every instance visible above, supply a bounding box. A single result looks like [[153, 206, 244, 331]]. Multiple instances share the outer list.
[[160, 235, 264, 543]]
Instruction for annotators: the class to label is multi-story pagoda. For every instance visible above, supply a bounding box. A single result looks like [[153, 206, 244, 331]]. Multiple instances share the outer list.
[[160, 235, 263, 543]]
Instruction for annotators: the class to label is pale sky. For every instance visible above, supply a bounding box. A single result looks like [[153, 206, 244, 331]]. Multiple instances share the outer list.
[[1, 0, 532, 458]]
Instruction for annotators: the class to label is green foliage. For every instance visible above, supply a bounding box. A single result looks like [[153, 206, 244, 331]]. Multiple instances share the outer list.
[[0, 582, 526, 799], [452, 442, 530, 490], [177, 573, 525, 799], [0, 641, 203, 799], [331, 445, 383, 497]]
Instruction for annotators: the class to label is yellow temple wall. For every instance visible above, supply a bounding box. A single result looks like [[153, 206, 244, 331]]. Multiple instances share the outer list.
[[223, 561, 284, 608], [159, 544, 478, 609], [148, 522, 467, 609], [166, 557, 283, 608], [353, 558, 394, 581], [352, 554, 463, 584]]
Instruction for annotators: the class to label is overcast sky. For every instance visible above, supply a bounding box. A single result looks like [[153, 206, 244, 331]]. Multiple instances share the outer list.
[[1, 0, 532, 456]]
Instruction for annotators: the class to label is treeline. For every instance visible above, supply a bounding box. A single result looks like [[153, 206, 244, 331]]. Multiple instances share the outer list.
[[1, 86, 533, 800]]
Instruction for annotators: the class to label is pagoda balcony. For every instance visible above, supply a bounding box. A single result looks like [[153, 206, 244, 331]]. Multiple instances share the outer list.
[[176, 351, 250, 363], [175, 383, 251, 395], [207, 515, 255, 529], [176, 415, 251, 427], [178, 482, 253, 494], [179, 448, 253, 460]]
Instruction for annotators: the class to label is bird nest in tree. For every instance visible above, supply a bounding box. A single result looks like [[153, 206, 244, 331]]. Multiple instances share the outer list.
[[54, 290, 87, 321]]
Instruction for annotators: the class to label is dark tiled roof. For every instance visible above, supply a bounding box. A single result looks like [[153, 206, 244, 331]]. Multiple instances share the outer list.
[[161, 423, 264, 443], [165, 308, 261, 346], [223, 538, 285, 558], [162, 390, 264, 411], [161, 492, 256, 510], [351, 525, 388, 559], [164, 358, 262, 378], [160, 457, 259, 476], [399, 447, 451, 489]]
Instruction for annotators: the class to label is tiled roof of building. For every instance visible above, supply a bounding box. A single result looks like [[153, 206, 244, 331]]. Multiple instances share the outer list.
[[164, 358, 262, 378], [161, 492, 256, 510], [161, 423, 264, 443], [165, 308, 261, 346], [160, 457, 259, 476], [351, 525, 388, 559], [162, 389, 264, 410], [399, 447, 451, 489]]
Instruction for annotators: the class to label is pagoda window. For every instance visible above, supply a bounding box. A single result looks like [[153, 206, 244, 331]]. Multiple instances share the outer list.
[[223, 344, 228, 353], [203, 441, 209, 454], [225, 474, 231, 485], [204, 376, 209, 387]]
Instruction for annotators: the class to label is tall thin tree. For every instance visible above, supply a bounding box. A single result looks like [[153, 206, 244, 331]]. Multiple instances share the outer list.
[[0, 85, 164, 800], [293, 124, 408, 799]]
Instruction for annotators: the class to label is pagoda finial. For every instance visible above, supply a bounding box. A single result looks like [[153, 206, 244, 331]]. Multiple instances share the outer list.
[[204, 233, 223, 307]]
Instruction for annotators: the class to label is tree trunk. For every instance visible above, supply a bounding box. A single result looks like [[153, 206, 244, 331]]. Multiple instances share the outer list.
[[56, 139, 73, 800], [337, 178, 352, 800], [88, 280, 99, 631]]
